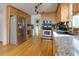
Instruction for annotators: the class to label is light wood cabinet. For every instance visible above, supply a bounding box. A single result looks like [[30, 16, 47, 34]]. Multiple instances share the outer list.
[[17, 10, 26, 16], [10, 6, 17, 16], [73, 3, 79, 15], [61, 3, 69, 22], [57, 4, 69, 22], [57, 4, 61, 22], [26, 15, 31, 24], [9, 5, 27, 17]]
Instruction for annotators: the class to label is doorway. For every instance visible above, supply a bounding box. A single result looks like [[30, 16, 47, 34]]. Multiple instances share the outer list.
[[31, 15, 41, 37]]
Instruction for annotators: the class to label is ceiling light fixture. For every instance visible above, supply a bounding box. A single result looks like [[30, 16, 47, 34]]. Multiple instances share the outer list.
[[35, 3, 42, 14]]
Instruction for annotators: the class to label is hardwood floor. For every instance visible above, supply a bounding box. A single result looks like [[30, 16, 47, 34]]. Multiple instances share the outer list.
[[0, 41, 2, 48], [0, 37, 57, 56]]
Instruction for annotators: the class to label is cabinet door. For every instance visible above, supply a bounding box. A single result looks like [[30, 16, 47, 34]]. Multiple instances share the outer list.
[[17, 10, 26, 17], [73, 3, 79, 14], [61, 3, 69, 21], [10, 7, 17, 16]]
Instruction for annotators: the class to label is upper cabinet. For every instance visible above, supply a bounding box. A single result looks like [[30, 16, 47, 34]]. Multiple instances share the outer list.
[[57, 3, 69, 22], [61, 3, 69, 22], [8, 5, 31, 24], [73, 3, 79, 15], [57, 4, 61, 22], [8, 5, 27, 17], [9, 6, 17, 16], [17, 10, 26, 16]]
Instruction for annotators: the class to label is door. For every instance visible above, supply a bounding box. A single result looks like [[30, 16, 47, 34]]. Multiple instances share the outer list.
[[32, 15, 41, 36], [34, 19, 40, 36]]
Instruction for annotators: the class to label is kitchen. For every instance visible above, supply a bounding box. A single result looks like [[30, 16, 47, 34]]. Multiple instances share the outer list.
[[39, 3, 79, 56], [0, 3, 79, 56]]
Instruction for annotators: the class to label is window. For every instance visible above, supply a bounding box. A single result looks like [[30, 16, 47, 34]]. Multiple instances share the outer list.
[[73, 15, 79, 28]]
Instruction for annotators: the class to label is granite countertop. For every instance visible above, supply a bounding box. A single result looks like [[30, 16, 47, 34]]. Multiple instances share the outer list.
[[53, 31, 72, 37], [53, 31, 79, 56]]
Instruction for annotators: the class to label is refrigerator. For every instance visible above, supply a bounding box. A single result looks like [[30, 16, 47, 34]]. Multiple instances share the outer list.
[[10, 16, 26, 45]]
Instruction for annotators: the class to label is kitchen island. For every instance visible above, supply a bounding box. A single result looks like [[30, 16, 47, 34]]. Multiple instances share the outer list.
[[53, 31, 79, 56]]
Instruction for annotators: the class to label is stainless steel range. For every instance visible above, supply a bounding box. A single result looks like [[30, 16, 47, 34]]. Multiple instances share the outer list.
[[42, 20, 52, 39]]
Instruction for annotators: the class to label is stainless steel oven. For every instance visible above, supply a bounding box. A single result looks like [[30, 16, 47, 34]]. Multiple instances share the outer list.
[[43, 30, 52, 39], [42, 20, 52, 39], [43, 30, 52, 37]]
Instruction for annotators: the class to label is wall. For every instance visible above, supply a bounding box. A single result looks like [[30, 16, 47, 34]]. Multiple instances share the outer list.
[[0, 4, 7, 45], [41, 12, 58, 23], [0, 5, 2, 41]]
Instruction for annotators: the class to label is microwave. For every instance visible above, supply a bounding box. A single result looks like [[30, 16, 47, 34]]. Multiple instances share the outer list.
[[43, 20, 52, 24]]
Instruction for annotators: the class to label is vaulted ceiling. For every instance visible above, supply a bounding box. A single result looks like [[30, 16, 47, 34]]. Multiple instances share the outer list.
[[10, 3, 58, 15]]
